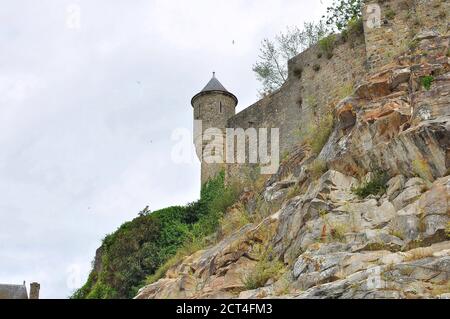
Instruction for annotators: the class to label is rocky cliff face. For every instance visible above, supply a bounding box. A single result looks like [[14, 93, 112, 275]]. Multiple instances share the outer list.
[[136, 30, 450, 300]]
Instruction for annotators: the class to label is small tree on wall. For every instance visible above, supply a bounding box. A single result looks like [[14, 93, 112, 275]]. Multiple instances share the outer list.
[[253, 1, 363, 95], [253, 22, 326, 95], [323, 0, 363, 31]]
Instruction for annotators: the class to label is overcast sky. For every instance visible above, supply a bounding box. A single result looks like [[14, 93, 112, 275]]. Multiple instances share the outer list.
[[0, 0, 332, 298]]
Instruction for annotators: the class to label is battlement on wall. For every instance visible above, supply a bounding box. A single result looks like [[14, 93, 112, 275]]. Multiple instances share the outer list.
[[220, 0, 449, 184]]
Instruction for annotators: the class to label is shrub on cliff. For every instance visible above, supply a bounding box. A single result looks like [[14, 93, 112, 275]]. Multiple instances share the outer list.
[[218, 204, 251, 239], [305, 112, 334, 155], [319, 34, 336, 59], [352, 171, 389, 198], [341, 17, 364, 47], [420, 76, 435, 91], [72, 171, 239, 299], [242, 245, 286, 290], [309, 159, 328, 180]]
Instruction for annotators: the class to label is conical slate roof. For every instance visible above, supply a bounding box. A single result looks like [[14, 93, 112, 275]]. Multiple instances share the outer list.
[[201, 73, 229, 93], [191, 73, 238, 107]]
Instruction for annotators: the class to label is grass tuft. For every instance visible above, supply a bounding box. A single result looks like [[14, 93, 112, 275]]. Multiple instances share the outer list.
[[319, 34, 336, 59], [242, 246, 286, 290], [420, 76, 434, 90], [352, 171, 389, 198], [309, 159, 328, 180], [305, 113, 334, 155]]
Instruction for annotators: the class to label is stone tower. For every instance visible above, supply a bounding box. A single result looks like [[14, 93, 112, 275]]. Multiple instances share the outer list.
[[191, 73, 238, 185], [29, 282, 40, 299]]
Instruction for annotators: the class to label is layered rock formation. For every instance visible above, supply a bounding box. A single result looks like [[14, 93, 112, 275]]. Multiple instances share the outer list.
[[136, 29, 449, 300], [136, 172, 449, 299]]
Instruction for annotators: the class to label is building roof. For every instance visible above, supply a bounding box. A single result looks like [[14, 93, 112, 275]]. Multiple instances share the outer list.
[[201, 73, 229, 93], [0, 284, 28, 299], [191, 72, 238, 107]]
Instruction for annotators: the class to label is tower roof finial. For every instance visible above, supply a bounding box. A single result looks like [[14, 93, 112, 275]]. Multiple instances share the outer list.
[[191, 72, 238, 107]]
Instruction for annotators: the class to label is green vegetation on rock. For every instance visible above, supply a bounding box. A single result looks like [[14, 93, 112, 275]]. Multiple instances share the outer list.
[[352, 171, 389, 198], [420, 75, 435, 90], [323, 0, 362, 31], [309, 159, 328, 180], [242, 246, 286, 290], [305, 112, 334, 155], [319, 34, 336, 59], [72, 171, 238, 299]]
